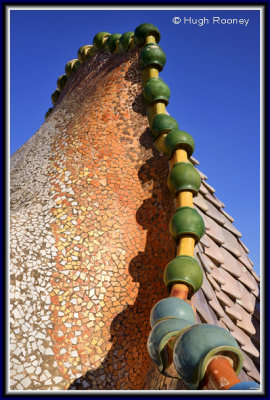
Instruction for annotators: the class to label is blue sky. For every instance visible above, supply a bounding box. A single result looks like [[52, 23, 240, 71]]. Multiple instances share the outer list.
[[9, 7, 261, 275]]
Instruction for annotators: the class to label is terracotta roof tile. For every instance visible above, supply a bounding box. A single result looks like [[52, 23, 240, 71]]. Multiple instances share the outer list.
[[199, 183, 208, 195], [200, 269, 215, 300], [217, 268, 242, 300], [220, 228, 242, 258], [247, 256, 254, 266], [219, 247, 242, 278], [209, 267, 226, 286], [242, 351, 252, 372], [238, 266, 258, 293], [205, 192, 224, 208], [236, 309, 256, 335], [216, 290, 234, 308], [206, 272, 221, 292], [236, 282, 256, 314], [239, 239, 250, 254], [221, 314, 236, 331], [197, 250, 214, 274], [202, 215, 225, 245], [220, 207, 234, 222], [193, 192, 208, 212], [200, 234, 210, 248], [251, 269, 260, 283], [204, 201, 226, 225], [253, 301, 260, 321], [246, 366, 260, 383], [209, 298, 225, 318], [199, 211, 211, 230], [241, 352, 260, 382], [202, 180, 215, 193], [204, 235, 225, 264], [225, 303, 244, 321], [223, 219, 242, 238], [237, 243, 254, 271], [190, 155, 199, 165], [231, 326, 260, 358], [250, 316, 260, 345], [212, 194, 225, 208], [196, 168, 208, 180], [238, 369, 254, 382], [193, 289, 219, 325]]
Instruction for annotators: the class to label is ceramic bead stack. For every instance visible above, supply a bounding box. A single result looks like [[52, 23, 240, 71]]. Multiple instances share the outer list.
[[46, 31, 136, 119], [134, 23, 259, 391]]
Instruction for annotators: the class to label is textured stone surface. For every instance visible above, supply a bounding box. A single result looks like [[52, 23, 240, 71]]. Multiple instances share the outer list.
[[10, 46, 260, 390]]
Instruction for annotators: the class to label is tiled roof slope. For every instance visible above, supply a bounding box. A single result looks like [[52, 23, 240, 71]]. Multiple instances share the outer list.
[[9, 46, 260, 390], [190, 156, 260, 383]]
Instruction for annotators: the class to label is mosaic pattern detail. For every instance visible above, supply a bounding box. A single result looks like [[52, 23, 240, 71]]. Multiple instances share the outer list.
[[10, 46, 260, 390]]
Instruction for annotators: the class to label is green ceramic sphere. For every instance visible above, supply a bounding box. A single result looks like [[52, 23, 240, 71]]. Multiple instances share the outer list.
[[143, 77, 171, 105], [173, 324, 243, 389], [147, 318, 193, 373], [165, 130, 195, 158], [151, 114, 179, 138], [57, 74, 68, 91], [167, 162, 201, 195], [77, 45, 93, 63], [163, 256, 203, 298], [169, 207, 205, 243], [134, 23, 161, 46], [51, 89, 60, 105], [104, 33, 122, 52], [150, 297, 196, 328], [93, 32, 111, 49], [118, 31, 134, 52], [140, 43, 166, 71], [65, 59, 80, 77]]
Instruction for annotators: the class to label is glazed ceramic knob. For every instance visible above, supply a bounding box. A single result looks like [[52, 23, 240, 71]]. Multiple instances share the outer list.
[[93, 32, 111, 49], [118, 31, 134, 52], [51, 89, 60, 105], [167, 162, 201, 195], [105, 33, 122, 52], [143, 77, 171, 105], [163, 255, 203, 298], [147, 318, 193, 373], [151, 113, 179, 138], [165, 130, 195, 159], [65, 59, 80, 77], [57, 74, 68, 91], [77, 45, 93, 63], [150, 297, 195, 328], [134, 23, 161, 46], [169, 207, 205, 243], [173, 324, 243, 389], [140, 43, 166, 71], [229, 382, 260, 390]]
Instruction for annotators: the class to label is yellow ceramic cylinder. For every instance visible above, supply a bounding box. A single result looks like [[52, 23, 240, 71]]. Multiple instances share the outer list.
[[175, 148, 188, 163], [145, 35, 156, 45], [176, 236, 195, 257], [142, 67, 159, 85], [174, 191, 193, 209], [150, 102, 166, 115]]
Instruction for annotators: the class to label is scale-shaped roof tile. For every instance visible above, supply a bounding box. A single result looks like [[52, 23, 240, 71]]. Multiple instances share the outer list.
[[203, 235, 225, 264]]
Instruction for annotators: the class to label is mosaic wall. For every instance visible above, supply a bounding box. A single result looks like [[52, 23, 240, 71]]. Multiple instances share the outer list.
[[10, 47, 260, 391]]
